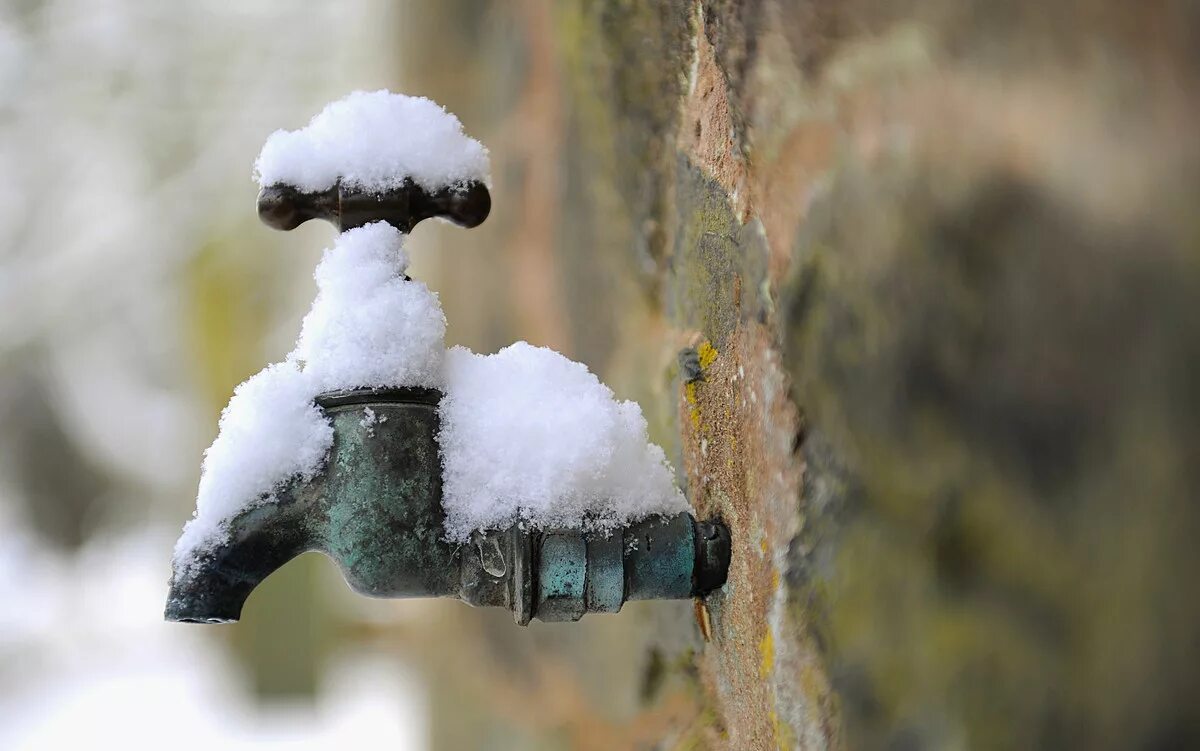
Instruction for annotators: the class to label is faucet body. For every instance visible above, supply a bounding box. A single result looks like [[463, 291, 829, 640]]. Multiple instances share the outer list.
[[166, 388, 730, 625], [168, 178, 730, 625]]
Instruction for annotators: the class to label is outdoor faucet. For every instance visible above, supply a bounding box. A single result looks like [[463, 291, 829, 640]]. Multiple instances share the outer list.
[[165, 177, 731, 625]]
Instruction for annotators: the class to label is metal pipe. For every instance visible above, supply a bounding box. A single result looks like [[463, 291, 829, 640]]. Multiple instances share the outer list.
[[165, 388, 730, 625]]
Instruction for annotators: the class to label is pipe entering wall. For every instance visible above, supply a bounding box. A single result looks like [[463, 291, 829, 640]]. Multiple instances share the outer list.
[[166, 389, 730, 625], [168, 92, 730, 627]]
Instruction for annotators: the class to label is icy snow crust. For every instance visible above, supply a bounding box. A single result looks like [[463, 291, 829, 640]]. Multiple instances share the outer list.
[[173, 223, 445, 569], [253, 90, 490, 193]]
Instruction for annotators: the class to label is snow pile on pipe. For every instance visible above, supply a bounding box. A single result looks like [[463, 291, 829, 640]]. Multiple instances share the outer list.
[[438, 342, 688, 542], [175, 91, 687, 574], [253, 90, 490, 193], [294, 224, 445, 392], [173, 222, 444, 570]]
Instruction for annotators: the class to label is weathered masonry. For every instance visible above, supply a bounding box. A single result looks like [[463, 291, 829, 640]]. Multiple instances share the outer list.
[[258, 2, 1198, 748]]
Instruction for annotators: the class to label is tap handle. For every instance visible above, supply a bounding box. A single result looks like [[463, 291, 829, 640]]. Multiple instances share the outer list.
[[257, 179, 490, 234]]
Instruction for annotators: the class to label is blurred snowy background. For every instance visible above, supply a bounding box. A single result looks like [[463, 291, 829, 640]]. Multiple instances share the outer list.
[[0, 1, 431, 747], [0, 2, 683, 749]]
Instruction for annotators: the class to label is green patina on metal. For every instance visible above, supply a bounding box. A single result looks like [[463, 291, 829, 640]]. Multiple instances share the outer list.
[[537, 533, 588, 621], [321, 389, 458, 599], [164, 388, 729, 625], [164, 164, 731, 628], [584, 531, 624, 613], [625, 512, 696, 600]]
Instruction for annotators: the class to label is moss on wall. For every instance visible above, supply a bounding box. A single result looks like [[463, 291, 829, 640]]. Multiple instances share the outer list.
[[398, 1, 1200, 748]]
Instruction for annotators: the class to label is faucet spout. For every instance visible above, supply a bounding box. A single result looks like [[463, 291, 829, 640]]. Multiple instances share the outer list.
[[165, 387, 459, 624], [165, 478, 324, 623], [166, 386, 731, 625]]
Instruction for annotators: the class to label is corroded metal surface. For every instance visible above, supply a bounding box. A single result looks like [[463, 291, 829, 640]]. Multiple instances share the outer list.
[[166, 388, 730, 625], [169, 125, 731, 629], [624, 511, 695, 601], [321, 389, 458, 599], [256, 179, 491, 234], [165, 388, 457, 622], [537, 533, 587, 621]]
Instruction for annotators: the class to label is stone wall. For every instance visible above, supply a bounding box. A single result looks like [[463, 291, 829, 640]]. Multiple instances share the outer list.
[[398, 1, 1200, 748]]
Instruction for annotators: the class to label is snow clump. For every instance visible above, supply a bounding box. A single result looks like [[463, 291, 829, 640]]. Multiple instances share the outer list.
[[175, 91, 687, 576], [439, 342, 689, 541], [254, 90, 490, 194], [173, 222, 443, 571], [293, 223, 444, 392]]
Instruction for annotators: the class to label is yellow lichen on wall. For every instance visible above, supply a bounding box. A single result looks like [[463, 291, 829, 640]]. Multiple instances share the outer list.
[[759, 630, 775, 679]]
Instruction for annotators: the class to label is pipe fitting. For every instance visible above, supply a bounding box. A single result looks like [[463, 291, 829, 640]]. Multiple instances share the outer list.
[[166, 388, 730, 625]]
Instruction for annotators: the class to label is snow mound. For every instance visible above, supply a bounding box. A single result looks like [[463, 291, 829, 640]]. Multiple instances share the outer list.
[[173, 223, 444, 570], [294, 222, 444, 392], [254, 90, 490, 193], [438, 342, 689, 542], [171, 361, 331, 567], [176, 91, 688, 573]]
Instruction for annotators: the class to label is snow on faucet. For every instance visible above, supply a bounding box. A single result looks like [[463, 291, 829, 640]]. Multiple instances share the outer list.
[[166, 91, 726, 625]]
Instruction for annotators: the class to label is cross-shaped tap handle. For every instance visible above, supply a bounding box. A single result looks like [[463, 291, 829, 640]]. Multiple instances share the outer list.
[[257, 179, 490, 234]]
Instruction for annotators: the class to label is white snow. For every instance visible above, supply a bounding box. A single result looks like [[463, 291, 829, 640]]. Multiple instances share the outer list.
[[171, 360, 333, 566], [175, 227, 686, 565], [438, 342, 689, 542], [173, 222, 444, 571], [293, 222, 444, 392], [175, 91, 687, 572], [253, 90, 490, 193], [359, 407, 387, 437]]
